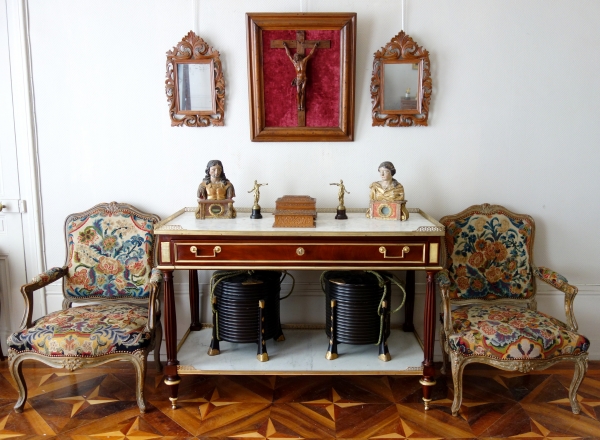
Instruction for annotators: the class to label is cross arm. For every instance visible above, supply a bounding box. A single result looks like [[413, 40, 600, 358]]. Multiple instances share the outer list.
[[270, 40, 331, 49]]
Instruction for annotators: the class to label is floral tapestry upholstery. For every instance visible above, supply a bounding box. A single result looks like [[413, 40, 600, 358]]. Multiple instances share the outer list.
[[8, 303, 151, 357], [448, 304, 589, 360], [442, 211, 534, 300], [534, 266, 577, 296], [65, 209, 156, 299]]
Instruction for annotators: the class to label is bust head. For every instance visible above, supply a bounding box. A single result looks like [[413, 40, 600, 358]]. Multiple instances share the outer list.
[[378, 161, 396, 176], [378, 161, 397, 184], [203, 160, 229, 184]]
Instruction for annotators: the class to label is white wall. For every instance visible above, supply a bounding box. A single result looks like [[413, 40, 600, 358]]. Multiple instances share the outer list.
[[15, 0, 600, 358]]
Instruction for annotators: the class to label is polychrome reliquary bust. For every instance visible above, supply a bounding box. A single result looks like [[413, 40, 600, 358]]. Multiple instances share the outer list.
[[367, 161, 409, 221]]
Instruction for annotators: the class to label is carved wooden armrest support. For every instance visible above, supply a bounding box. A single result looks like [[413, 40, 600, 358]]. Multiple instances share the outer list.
[[436, 269, 452, 334], [533, 265, 579, 332], [145, 268, 163, 332], [436, 269, 451, 288], [149, 268, 163, 286], [20, 266, 68, 329]]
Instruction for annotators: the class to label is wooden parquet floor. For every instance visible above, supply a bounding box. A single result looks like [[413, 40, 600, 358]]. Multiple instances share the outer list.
[[1, 359, 599, 439]]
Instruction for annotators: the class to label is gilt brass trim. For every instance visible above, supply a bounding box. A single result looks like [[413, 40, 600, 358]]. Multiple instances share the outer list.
[[173, 242, 427, 264], [161, 264, 444, 271], [177, 327, 192, 352], [379, 245, 413, 259], [189, 245, 221, 258], [379, 353, 391, 362], [429, 243, 439, 264], [161, 242, 171, 263]]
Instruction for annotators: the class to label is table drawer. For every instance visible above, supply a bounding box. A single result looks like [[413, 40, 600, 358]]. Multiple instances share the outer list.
[[171, 241, 427, 265]]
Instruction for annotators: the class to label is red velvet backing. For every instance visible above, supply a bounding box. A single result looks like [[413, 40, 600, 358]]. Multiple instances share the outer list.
[[262, 30, 340, 127]]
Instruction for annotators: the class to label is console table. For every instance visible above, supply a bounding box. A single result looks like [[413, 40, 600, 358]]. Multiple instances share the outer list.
[[155, 207, 444, 409]]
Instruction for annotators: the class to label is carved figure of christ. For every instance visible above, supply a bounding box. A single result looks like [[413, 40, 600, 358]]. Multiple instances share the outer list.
[[271, 31, 331, 126]]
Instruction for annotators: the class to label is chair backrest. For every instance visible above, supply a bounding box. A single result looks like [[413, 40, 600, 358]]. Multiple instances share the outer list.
[[439, 204, 536, 301], [63, 202, 160, 302]]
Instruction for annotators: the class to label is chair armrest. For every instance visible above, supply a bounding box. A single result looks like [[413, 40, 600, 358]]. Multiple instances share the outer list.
[[533, 265, 579, 332], [19, 266, 68, 330], [145, 268, 163, 332]]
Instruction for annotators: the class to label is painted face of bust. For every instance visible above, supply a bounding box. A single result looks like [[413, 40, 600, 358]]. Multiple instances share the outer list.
[[209, 165, 222, 182], [379, 167, 393, 183]]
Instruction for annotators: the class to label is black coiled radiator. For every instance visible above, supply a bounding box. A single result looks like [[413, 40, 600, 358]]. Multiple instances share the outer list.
[[322, 270, 394, 361], [208, 270, 285, 361]]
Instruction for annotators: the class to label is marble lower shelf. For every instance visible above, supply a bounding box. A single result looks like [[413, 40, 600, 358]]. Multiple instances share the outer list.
[[177, 328, 424, 375]]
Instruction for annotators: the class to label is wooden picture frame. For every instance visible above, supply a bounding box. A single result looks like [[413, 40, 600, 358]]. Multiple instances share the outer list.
[[246, 13, 356, 142], [165, 31, 225, 127], [371, 31, 432, 127]]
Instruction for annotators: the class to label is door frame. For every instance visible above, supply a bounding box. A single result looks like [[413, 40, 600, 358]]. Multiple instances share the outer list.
[[2, 0, 46, 336]]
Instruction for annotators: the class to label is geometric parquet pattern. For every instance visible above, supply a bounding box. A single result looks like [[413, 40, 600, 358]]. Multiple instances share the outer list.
[[1, 359, 600, 439]]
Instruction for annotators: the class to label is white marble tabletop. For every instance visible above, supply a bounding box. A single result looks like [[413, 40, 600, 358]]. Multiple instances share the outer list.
[[156, 208, 444, 237]]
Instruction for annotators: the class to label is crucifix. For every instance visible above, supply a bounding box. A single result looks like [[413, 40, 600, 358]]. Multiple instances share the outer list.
[[271, 31, 331, 126]]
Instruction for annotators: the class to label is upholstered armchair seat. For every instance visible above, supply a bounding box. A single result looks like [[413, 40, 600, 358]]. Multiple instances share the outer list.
[[8, 302, 153, 358], [448, 304, 589, 360], [7, 202, 162, 414], [438, 204, 589, 417]]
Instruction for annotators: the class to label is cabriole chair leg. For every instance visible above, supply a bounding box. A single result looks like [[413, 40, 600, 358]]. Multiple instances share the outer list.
[[569, 356, 588, 414], [450, 353, 466, 416], [9, 356, 27, 413]]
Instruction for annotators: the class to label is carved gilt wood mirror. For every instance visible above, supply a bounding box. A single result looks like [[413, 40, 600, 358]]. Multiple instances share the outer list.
[[371, 31, 431, 127], [165, 31, 224, 127]]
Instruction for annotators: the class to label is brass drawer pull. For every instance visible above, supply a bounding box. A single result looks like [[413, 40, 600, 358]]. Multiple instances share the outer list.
[[296, 247, 305, 256], [379, 246, 410, 258], [190, 245, 222, 257]]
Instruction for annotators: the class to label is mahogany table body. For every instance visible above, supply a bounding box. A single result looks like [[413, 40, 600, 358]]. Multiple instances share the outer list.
[[155, 207, 444, 409]]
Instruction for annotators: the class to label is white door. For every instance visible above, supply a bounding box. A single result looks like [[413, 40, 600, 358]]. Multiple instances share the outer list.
[[0, 1, 29, 353]]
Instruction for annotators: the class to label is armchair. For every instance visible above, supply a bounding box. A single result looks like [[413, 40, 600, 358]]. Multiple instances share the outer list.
[[437, 204, 589, 416], [7, 202, 162, 413]]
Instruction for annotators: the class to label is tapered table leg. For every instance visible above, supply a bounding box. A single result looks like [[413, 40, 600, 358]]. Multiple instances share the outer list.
[[189, 269, 202, 331], [420, 270, 437, 410], [162, 270, 180, 409], [403, 270, 416, 332]]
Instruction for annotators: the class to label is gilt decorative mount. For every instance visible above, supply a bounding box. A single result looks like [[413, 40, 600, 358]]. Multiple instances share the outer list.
[[371, 31, 432, 127], [165, 31, 225, 127]]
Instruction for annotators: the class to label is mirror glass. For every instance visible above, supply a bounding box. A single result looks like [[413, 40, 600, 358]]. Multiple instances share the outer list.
[[383, 62, 420, 112], [177, 62, 213, 112]]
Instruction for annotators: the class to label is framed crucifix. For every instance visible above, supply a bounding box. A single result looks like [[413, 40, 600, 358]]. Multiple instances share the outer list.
[[246, 13, 356, 142]]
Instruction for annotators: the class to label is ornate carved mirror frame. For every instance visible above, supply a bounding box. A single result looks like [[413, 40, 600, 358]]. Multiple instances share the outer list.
[[371, 31, 431, 127], [165, 31, 224, 127]]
